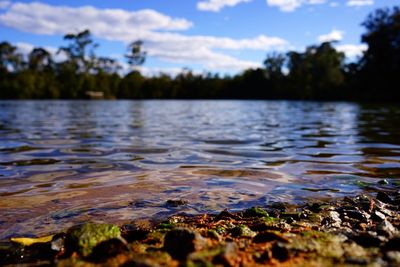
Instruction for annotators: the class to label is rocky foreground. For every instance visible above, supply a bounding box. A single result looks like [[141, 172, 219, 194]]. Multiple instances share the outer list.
[[1, 183, 400, 266]]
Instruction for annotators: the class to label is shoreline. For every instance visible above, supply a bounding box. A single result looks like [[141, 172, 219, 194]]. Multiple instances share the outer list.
[[1, 184, 399, 266]]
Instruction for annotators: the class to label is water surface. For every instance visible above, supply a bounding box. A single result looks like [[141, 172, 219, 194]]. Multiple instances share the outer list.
[[1, 100, 400, 238]]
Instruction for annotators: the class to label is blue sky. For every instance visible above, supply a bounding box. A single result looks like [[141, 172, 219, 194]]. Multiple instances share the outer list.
[[0, 0, 398, 75]]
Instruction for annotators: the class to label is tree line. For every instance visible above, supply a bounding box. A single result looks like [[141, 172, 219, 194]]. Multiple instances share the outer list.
[[0, 6, 399, 101]]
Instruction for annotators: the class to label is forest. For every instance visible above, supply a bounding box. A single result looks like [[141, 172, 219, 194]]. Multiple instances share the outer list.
[[0, 6, 399, 101]]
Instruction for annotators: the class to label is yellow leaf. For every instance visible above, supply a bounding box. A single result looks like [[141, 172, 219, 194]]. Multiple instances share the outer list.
[[11, 235, 54, 246]]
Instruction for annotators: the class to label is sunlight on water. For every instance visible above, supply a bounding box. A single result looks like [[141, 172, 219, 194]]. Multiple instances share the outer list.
[[1, 100, 400, 238]]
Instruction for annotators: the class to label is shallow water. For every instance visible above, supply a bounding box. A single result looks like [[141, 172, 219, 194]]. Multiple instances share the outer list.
[[1, 100, 400, 238]]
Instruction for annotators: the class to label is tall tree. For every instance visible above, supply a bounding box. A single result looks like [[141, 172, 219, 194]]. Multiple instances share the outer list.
[[0, 41, 23, 73], [358, 7, 400, 100], [28, 47, 53, 71], [287, 42, 345, 99], [58, 29, 98, 73], [125, 40, 146, 69]]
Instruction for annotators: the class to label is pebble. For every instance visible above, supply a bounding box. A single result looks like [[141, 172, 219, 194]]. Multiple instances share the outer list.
[[377, 220, 397, 237], [164, 228, 204, 260], [377, 192, 393, 204], [253, 231, 290, 243]]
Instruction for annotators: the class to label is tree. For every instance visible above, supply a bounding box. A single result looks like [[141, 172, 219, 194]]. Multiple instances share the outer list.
[[358, 7, 400, 100], [28, 47, 53, 71], [58, 29, 98, 73], [287, 42, 345, 99], [0, 41, 23, 73], [125, 40, 146, 69]]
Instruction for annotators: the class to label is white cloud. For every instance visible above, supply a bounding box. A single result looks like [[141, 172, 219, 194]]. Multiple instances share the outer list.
[[317, 29, 344, 43], [197, 0, 252, 12], [0, 2, 192, 35], [329, 2, 339, 7], [266, 0, 326, 12], [346, 0, 373, 6], [336, 44, 367, 58], [0, 2, 288, 72], [0, 0, 11, 10]]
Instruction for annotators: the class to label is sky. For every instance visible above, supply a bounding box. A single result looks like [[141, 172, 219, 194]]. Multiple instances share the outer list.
[[0, 0, 398, 76]]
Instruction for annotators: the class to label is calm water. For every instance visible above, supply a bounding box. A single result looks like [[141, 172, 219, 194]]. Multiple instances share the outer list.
[[1, 100, 400, 238]]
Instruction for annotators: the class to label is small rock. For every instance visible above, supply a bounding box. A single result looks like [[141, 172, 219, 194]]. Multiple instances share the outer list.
[[371, 210, 386, 222], [377, 220, 397, 237], [344, 210, 371, 223], [254, 249, 272, 263], [89, 238, 128, 262], [253, 231, 290, 244], [205, 230, 221, 241], [352, 233, 383, 248], [243, 207, 268, 218], [321, 211, 342, 228], [50, 233, 66, 253], [377, 192, 393, 204], [271, 242, 290, 262], [121, 222, 151, 242], [164, 228, 204, 260], [213, 242, 237, 267], [378, 179, 389, 185], [166, 199, 188, 207], [230, 225, 255, 238], [385, 251, 400, 264], [345, 257, 368, 265], [384, 237, 400, 251], [120, 259, 159, 267], [65, 223, 121, 257], [215, 209, 241, 221]]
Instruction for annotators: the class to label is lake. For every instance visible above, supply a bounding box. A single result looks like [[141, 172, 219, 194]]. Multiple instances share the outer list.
[[1, 100, 400, 238]]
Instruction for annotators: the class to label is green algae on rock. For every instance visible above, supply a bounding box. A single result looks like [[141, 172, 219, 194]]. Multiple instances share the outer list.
[[65, 222, 121, 257]]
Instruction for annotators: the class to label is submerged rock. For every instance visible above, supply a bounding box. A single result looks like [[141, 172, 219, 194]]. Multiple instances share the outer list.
[[165, 199, 188, 207], [65, 222, 121, 257]]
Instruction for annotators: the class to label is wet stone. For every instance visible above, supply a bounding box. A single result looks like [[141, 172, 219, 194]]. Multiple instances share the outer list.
[[385, 251, 400, 264], [345, 257, 368, 265], [230, 225, 255, 238], [120, 259, 159, 267], [253, 231, 290, 244], [89, 238, 128, 262], [271, 242, 290, 262], [121, 222, 151, 242], [50, 233, 65, 255], [384, 237, 400, 251], [371, 210, 386, 222], [65, 222, 121, 257], [377, 220, 397, 237], [165, 199, 188, 207], [164, 228, 204, 260], [377, 192, 393, 204], [212, 242, 237, 267], [215, 209, 241, 221], [243, 207, 269, 218], [352, 233, 383, 248], [378, 179, 389, 185], [321, 211, 342, 228], [343, 210, 371, 223]]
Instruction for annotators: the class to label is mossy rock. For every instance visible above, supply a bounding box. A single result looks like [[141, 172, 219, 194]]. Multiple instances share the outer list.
[[66, 222, 121, 257], [230, 225, 256, 238], [243, 207, 268, 218]]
